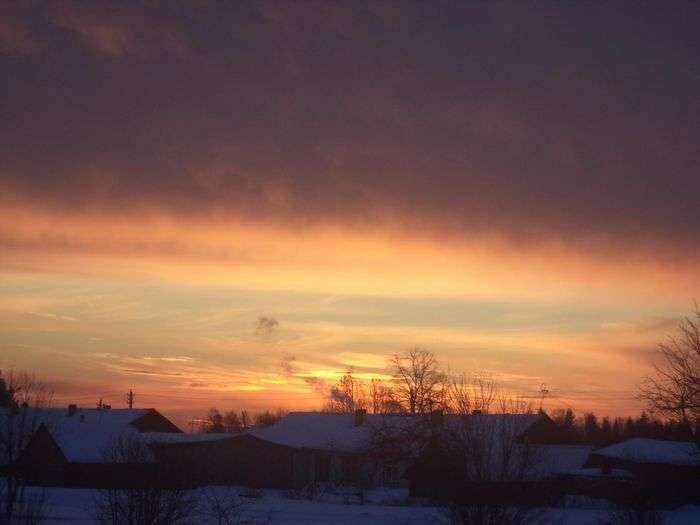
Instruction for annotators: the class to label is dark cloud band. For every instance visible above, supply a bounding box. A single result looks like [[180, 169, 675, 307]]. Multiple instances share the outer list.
[[2, 1, 699, 250]]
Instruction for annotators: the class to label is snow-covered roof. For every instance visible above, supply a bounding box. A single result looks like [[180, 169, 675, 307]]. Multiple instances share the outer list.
[[43, 408, 154, 462], [592, 438, 700, 466], [3, 407, 181, 463], [251, 411, 547, 453], [252, 412, 386, 452]]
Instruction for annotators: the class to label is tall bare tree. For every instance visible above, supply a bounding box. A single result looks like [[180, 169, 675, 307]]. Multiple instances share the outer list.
[[369, 379, 402, 414], [447, 374, 496, 415], [389, 349, 446, 414], [442, 395, 541, 524], [95, 435, 196, 525], [640, 307, 700, 427], [323, 371, 367, 413], [0, 370, 52, 522]]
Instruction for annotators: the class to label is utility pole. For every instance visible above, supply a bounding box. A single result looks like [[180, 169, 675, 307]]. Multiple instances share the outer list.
[[539, 383, 549, 413], [127, 390, 135, 409]]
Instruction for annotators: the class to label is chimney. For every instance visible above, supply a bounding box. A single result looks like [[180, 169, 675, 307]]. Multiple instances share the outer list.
[[354, 408, 366, 427], [67, 404, 78, 417]]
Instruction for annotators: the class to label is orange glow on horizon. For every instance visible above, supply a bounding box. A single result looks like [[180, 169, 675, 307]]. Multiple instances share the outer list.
[[0, 201, 696, 420]]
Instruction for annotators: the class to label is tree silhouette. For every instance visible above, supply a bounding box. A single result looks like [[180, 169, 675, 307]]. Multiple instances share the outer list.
[[641, 307, 700, 427], [390, 349, 446, 414]]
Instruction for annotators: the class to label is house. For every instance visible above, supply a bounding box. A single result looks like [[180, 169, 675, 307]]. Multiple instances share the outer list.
[[402, 412, 592, 502], [580, 438, 700, 505], [240, 410, 580, 492], [148, 433, 302, 489], [153, 410, 420, 490], [185, 410, 582, 492], [14, 405, 187, 488], [586, 438, 700, 483], [248, 410, 417, 488], [11, 407, 597, 497]]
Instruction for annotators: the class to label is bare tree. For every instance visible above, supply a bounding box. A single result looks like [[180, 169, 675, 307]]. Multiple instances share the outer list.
[[253, 409, 286, 428], [240, 410, 251, 430], [323, 371, 367, 413], [603, 504, 666, 525], [200, 408, 285, 433], [94, 435, 197, 525], [369, 379, 402, 414], [442, 393, 537, 484], [204, 408, 225, 433], [447, 503, 539, 525], [640, 307, 700, 427], [443, 395, 543, 524], [389, 349, 447, 414], [223, 411, 244, 433], [0, 370, 52, 522], [199, 487, 249, 525], [447, 374, 496, 415]]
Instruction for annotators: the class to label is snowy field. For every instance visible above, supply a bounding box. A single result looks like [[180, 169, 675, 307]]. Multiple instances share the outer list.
[[19, 486, 700, 524]]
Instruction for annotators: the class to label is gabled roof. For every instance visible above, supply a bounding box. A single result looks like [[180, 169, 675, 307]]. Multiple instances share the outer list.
[[591, 438, 700, 466], [45, 408, 153, 462], [5, 407, 181, 463], [251, 411, 548, 453], [251, 412, 389, 452]]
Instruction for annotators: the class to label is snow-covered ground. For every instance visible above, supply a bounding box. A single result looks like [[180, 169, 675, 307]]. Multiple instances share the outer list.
[[20, 486, 700, 524]]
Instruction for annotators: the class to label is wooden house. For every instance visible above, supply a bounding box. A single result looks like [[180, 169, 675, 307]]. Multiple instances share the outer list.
[[14, 406, 183, 488]]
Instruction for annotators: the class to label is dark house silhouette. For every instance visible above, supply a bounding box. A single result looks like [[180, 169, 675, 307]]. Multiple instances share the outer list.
[[155, 411, 419, 489], [402, 412, 592, 503], [583, 438, 700, 505], [14, 406, 182, 488], [13, 407, 593, 498]]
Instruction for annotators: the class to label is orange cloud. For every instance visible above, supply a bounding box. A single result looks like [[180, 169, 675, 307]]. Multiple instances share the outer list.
[[2, 202, 698, 307]]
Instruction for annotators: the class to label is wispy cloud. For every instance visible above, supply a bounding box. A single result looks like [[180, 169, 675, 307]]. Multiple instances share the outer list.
[[142, 356, 194, 363], [26, 311, 79, 322]]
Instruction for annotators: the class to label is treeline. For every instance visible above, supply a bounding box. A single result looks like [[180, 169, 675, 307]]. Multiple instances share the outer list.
[[199, 346, 699, 439], [200, 408, 287, 433], [199, 349, 530, 433], [320, 349, 524, 416], [550, 408, 696, 446]]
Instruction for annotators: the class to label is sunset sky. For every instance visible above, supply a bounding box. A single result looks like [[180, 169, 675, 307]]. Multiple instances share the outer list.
[[2, 1, 699, 426]]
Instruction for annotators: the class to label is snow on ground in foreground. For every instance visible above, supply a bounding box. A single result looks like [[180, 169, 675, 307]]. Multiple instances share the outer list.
[[30, 486, 441, 525], [24, 486, 700, 524]]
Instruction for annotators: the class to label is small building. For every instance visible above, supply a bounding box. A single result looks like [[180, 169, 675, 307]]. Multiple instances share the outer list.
[[148, 432, 301, 489], [132, 411, 422, 490], [402, 413, 591, 503], [15, 406, 184, 488], [154, 410, 447, 489], [249, 410, 416, 488], [586, 438, 700, 483], [238, 410, 583, 494], [581, 438, 700, 505]]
